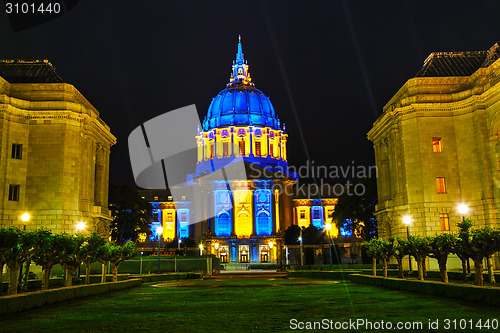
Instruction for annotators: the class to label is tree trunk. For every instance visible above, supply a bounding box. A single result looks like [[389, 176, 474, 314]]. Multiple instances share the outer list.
[[22, 259, 31, 291], [7, 263, 20, 295], [101, 263, 107, 283], [0, 263, 4, 287], [41, 266, 52, 290], [85, 262, 91, 284], [487, 256, 496, 284], [438, 257, 448, 283], [417, 257, 424, 281], [395, 256, 404, 278], [422, 257, 427, 278], [112, 263, 119, 282], [372, 258, 376, 276], [63, 266, 78, 287], [382, 259, 388, 277], [473, 259, 484, 286], [461, 258, 467, 281]]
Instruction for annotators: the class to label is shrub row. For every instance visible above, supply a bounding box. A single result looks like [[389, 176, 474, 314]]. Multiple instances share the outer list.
[[288, 270, 359, 280], [289, 264, 397, 271], [348, 274, 500, 307], [131, 273, 202, 283]]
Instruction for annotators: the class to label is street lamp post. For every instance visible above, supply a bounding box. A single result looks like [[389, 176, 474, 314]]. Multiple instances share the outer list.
[[19, 213, 30, 285], [298, 229, 304, 266], [199, 243, 203, 256], [75, 222, 86, 279], [157, 226, 163, 274], [457, 203, 471, 274], [269, 241, 274, 264], [403, 215, 412, 272], [324, 223, 333, 271]]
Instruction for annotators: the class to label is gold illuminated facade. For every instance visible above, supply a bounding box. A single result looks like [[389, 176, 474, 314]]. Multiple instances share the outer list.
[[368, 43, 500, 268], [0, 60, 116, 236]]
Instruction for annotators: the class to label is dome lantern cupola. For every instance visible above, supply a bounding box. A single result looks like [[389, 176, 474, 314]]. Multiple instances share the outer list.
[[228, 35, 254, 88]]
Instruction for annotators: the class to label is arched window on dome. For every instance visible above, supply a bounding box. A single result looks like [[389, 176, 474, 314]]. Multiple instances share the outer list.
[[255, 141, 261, 157], [239, 141, 245, 156]]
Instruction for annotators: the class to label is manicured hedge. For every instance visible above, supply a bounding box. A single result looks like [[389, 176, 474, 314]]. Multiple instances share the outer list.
[[348, 274, 500, 307], [0, 279, 142, 316], [289, 264, 397, 271], [131, 273, 202, 283], [288, 270, 359, 280]]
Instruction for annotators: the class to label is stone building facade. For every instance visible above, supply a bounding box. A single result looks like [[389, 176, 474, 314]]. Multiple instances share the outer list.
[[368, 43, 500, 247], [0, 60, 116, 236]]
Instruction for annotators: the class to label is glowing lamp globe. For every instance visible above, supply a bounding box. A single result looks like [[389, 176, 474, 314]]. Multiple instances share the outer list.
[[21, 212, 30, 222], [214, 243, 219, 250], [458, 204, 469, 215], [403, 215, 412, 225], [325, 223, 332, 231], [157, 226, 163, 235], [76, 222, 86, 231], [269, 241, 274, 249]]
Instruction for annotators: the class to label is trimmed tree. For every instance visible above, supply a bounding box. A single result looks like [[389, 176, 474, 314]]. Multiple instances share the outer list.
[[0, 227, 34, 295], [468, 228, 499, 286], [107, 241, 138, 282], [408, 235, 432, 281], [428, 233, 456, 283], [364, 238, 394, 277], [455, 218, 473, 281], [389, 237, 409, 278], [81, 232, 107, 284], [32, 230, 67, 291], [59, 234, 85, 287]]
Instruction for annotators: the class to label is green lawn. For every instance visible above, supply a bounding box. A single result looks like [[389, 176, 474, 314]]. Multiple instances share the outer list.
[[1, 277, 499, 332]]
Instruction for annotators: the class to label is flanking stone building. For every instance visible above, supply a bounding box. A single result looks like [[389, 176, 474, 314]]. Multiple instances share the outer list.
[[368, 42, 500, 267], [0, 59, 116, 236]]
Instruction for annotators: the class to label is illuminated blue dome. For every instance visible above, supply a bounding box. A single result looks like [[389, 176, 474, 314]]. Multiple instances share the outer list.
[[202, 36, 281, 131], [203, 86, 280, 131]]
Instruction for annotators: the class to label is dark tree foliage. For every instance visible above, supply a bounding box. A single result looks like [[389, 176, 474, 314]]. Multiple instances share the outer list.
[[109, 184, 153, 244], [331, 177, 378, 240], [284, 225, 326, 245]]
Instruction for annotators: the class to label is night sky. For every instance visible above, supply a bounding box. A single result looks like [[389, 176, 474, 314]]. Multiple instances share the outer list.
[[1, 0, 500, 186]]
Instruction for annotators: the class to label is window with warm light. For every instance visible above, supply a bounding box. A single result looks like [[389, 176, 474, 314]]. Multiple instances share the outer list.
[[239, 141, 245, 155], [270, 143, 274, 157], [210, 142, 215, 158], [440, 213, 450, 231], [436, 177, 447, 193], [8, 185, 20, 201], [223, 142, 229, 157], [432, 137, 442, 152], [300, 211, 306, 220], [255, 141, 261, 156]]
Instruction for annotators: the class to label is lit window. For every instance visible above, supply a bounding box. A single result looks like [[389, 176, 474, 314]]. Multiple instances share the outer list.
[[239, 141, 245, 155], [313, 209, 320, 219], [270, 143, 274, 158], [440, 213, 450, 231], [436, 177, 446, 193], [166, 212, 174, 221], [223, 142, 229, 157], [181, 195, 186, 200], [299, 211, 306, 220], [255, 141, 261, 157], [210, 142, 215, 158], [8, 185, 20, 201], [154, 196, 158, 201], [432, 137, 442, 152], [11, 144, 22, 159], [168, 196, 173, 201]]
